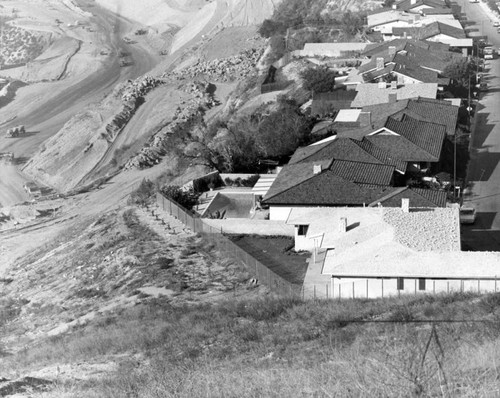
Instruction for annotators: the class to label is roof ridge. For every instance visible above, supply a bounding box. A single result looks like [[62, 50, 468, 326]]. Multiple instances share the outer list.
[[368, 186, 408, 206]]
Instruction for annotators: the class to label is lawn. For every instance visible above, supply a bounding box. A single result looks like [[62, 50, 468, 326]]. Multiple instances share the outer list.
[[227, 235, 309, 285]]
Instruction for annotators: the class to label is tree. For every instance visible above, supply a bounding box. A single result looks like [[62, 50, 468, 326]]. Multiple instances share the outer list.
[[258, 19, 286, 38], [443, 58, 478, 88], [300, 65, 336, 93]]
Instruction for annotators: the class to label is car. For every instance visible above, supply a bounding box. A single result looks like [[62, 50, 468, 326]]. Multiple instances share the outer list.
[[494, 21, 500, 27], [460, 207, 476, 224], [475, 82, 488, 91], [497, 27, 500, 33]]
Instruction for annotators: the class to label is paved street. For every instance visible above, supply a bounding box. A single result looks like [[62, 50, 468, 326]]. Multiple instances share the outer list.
[[460, 0, 500, 249]]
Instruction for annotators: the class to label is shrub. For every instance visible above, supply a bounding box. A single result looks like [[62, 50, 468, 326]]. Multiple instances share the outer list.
[[127, 178, 155, 207], [160, 185, 199, 210], [300, 66, 336, 93]]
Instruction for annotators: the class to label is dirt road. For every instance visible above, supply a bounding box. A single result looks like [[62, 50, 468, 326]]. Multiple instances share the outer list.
[[0, 165, 30, 207], [0, 2, 161, 204]]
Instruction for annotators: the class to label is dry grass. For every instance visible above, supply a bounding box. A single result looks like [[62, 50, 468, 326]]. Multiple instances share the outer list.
[[4, 292, 500, 397]]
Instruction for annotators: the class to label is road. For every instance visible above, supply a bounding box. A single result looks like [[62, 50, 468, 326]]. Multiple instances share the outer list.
[[460, 0, 500, 249]]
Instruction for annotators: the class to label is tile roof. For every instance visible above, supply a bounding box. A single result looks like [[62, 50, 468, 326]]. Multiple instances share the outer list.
[[391, 97, 459, 135], [263, 160, 332, 202], [363, 39, 449, 57], [392, 21, 465, 40], [366, 134, 437, 162], [289, 137, 405, 172], [395, 0, 447, 12], [263, 172, 394, 206], [385, 115, 446, 159], [356, 138, 408, 173], [376, 187, 447, 207], [392, 55, 441, 83], [330, 160, 395, 185]]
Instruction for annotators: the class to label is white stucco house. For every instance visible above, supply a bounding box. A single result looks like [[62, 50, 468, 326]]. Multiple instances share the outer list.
[[285, 202, 500, 299]]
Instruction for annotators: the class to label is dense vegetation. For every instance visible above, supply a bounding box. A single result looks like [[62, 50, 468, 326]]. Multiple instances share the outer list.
[[300, 65, 337, 93], [191, 95, 314, 172]]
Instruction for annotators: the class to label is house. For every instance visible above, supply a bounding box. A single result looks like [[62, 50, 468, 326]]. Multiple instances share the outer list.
[[367, 114, 447, 172], [393, 0, 448, 13], [391, 21, 466, 42], [263, 128, 448, 220], [362, 97, 460, 136], [351, 82, 438, 107], [357, 41, 456, 85], [287, 203, 500, 299]]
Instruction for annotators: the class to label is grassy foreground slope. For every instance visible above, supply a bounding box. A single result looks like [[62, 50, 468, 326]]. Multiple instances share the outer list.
[[8, 289, 500, 397]]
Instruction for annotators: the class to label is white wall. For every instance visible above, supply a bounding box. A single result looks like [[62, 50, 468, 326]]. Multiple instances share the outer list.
[[332, 277, 500, 299], [269, 206, 292, 221]]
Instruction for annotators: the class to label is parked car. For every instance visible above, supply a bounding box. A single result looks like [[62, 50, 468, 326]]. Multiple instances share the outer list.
[[494, 21, 500, 27], [460, 207, 476, 224]]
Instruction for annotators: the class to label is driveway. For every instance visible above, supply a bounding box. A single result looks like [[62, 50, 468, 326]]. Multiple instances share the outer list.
[[460, 0, 500, 249]]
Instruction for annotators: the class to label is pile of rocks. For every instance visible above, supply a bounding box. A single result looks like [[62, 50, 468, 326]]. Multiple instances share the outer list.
[[101, 76, 163, 143], [125, 81, 221, 169], [166, 47, 264, 82], [121, 75, 163, 102]]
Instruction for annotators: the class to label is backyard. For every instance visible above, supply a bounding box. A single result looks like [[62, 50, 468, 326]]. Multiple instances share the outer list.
[[228, 234, 309, 285]]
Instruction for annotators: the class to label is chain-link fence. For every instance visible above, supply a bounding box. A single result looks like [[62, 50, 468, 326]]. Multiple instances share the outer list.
[[156, 193, 302, 297]]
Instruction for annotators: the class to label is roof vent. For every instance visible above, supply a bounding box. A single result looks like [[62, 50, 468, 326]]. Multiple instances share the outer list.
[[339, 217, 347, 233], [390, 80, 397, 90], [313, 164, 322, 175], [402, 198, 410, 213]]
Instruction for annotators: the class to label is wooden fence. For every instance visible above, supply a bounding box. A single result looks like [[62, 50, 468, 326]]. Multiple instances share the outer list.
[[156, 192, 302, 297]]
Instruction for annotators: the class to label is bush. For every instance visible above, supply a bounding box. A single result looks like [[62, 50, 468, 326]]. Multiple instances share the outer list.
[[300, 66, 336, 93], [160, 185, 199, 210], [127, 178, 155, 207]]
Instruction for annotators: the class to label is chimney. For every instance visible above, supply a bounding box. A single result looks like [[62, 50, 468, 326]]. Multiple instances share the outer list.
[[402, 198, 410, 213], [358, 111, 371, 127], [313, 164, 322, 175], [378, 81, 386, 89], [388, 91, 397, 103], [388, 46, 396, 55], [339, 217, 347, 233], [390, 80, 397, 90], [376, 57, 384, 70], [403, 31, 407, 39]]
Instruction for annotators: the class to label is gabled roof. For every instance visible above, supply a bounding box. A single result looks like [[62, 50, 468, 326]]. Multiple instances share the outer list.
[[392, 97, 459, 135], [263, 159, 333, 201], [363, 39, 449, 57], [356, 138, 408, 173], [385, 115, 446, 159], [395, 0, 447, 12], [263, 172, 393, 206], [330, 160, 395, 186], [358, 53, 397, 73], [392, 58, 440, 83], [377, 187, 447, 207], [392, 21, 465, 40], [366, 134, 437, 162], [288, 137, 380, 165]]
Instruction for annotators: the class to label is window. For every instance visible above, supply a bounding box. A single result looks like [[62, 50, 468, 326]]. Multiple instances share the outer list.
[[297, 225, 309, 236], [397, 277, 404, 290], [418, 278, 426, 291]]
